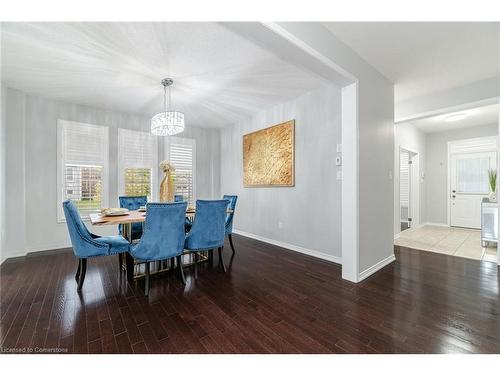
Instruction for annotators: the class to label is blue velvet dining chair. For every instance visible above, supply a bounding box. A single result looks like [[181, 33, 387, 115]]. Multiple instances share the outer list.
[[130, 202, 187, 295], [223, 195, 238, 254], [185, 199, 229, 277], [118, 196, 147, 241], [63, 200, 130, 292]]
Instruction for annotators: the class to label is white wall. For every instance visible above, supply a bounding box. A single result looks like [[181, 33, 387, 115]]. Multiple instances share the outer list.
[[394, 123, 426, 236], [220, 84, 342, 260], [0, 86, 6, 263], [1, 87, 221, 259], [425, 123, 498, 225], [256, 22, 395, 277]]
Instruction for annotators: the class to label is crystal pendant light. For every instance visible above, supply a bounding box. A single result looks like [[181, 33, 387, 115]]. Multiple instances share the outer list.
[[151, 78, 185, 136]]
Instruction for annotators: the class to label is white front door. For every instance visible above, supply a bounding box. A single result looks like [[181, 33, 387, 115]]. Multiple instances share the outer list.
[[450, 151, 497, 229]]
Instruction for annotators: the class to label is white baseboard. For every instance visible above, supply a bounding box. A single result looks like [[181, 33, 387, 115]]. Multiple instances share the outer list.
[[25, 242, 71, 254], [358, 254, 396, 282], [1, 243, 72, 264], [394, 233, 401, 240], [423, 222, 449, 228], [233, 229, 342, 265]]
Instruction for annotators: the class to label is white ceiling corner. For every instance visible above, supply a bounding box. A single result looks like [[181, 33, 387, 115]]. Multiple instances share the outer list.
[[1, 22, 328, 128]]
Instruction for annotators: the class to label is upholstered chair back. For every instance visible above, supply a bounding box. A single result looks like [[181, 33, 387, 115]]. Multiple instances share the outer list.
[[118, 196, 147, 239], [222, 195, 238, 235], [185, 200, 228, 250], [130, 202, 187, 261], [63, 200, 108, 258]]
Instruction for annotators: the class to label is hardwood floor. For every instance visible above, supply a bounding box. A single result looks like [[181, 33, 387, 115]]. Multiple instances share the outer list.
[[1, 235, 499, 354]]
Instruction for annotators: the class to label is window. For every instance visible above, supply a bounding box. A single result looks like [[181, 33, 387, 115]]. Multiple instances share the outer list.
[[166, 137, 196, 206], [118, 128, 158, 201], [57, 120, 109, 221]]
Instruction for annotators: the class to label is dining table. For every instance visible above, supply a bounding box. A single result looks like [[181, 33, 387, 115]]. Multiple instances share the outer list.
[[89, 207, 232, 281]]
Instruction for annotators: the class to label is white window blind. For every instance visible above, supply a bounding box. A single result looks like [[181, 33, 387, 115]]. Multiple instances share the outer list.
[[399, 150, 410, 221], [57, 120, 109, 221], [166, 137, 196, 206], [118, 128, 158, 200]]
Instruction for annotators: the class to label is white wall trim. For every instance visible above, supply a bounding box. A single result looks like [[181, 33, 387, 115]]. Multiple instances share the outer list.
[[394, 233, 401, 240], [1, 242, 72, 263], [358, 254, 396, 282], [233, 229, 342, 265]]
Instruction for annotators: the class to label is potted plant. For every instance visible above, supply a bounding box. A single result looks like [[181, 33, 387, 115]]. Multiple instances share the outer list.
[[488, 168, 497, 202]]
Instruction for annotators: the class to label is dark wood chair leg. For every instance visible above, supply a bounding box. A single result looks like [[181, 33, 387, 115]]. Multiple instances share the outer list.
[[209, 250, 214, 266], [194, 252, 198, 278], [228, 234, 236, 254], [218, 247, 227, 273], [177, 255, 186, 284], [77, 258, 87, 292], [144, 262, 150, 296], [75, 259, 81, 281], [118, 254, 123, 272]]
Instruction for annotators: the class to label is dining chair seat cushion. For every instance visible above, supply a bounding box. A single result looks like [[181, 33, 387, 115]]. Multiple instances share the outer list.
[[94, 235, 130, 254], [185, 200, 228, 251]]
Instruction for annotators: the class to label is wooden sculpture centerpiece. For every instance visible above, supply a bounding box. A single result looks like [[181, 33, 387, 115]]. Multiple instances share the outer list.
[[159, 160, 175, 202]]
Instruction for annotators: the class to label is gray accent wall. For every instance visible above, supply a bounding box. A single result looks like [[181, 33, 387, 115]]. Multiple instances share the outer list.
[[425, 123, 498, 225], [220, 84, 342, 259], [1, 87, 221, 258]]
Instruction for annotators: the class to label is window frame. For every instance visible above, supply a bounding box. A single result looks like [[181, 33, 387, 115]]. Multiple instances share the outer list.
[[117, 128, 158, 201], [164, 136, 196, 206], [57, 120, 109, 223]]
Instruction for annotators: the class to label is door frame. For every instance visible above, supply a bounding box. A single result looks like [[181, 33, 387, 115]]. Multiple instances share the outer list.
[[399, 146, 420, 230], [447, 136, 498, 227]]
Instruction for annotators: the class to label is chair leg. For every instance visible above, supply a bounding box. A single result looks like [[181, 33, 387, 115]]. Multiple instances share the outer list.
[[177, 255, 186, 284], [75, 259, 81, 281], [77, 258, 87, 292], [218, 247, 227, 273], [209, 250, 214, 266], [228, 234, 236, 254], [144, 262, 150, 296], [118, 253, 123, 272], [193, 252, 198, 278]]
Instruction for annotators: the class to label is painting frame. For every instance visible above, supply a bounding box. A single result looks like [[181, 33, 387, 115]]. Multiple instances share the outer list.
[[242, 120, 295, 187]]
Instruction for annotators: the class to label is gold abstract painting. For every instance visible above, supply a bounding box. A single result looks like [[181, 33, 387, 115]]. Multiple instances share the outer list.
[[243, 120, 295, 187]]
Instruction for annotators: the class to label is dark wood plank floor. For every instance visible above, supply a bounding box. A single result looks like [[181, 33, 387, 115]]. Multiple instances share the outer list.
[[1, 235, 499, 354]]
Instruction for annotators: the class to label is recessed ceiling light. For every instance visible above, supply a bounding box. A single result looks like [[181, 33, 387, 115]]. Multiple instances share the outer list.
[[444, 113, 468, 122]]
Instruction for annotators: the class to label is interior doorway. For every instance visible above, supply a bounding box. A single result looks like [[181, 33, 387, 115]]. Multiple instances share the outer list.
[[399, 148, 419, 232], [448, 137, 498, 229]]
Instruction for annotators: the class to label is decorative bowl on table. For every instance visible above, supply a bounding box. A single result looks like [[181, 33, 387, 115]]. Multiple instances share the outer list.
[[101, 208, 130, 217]]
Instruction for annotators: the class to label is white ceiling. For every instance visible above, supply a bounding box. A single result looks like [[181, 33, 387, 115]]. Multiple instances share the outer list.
[[1, 22, 328, 128], [323, 22, 500, 103], [408, 103, 499, 133]]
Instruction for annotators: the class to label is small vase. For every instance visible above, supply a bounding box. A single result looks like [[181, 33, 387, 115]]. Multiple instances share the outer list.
[[488, 191, 497, 202]]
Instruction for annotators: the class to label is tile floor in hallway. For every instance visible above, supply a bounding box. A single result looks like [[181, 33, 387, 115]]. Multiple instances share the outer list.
[[395, 225, 498, 263]]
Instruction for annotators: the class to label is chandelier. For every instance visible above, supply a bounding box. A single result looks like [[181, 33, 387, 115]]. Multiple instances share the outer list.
[[151, 78, 185, 136]]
